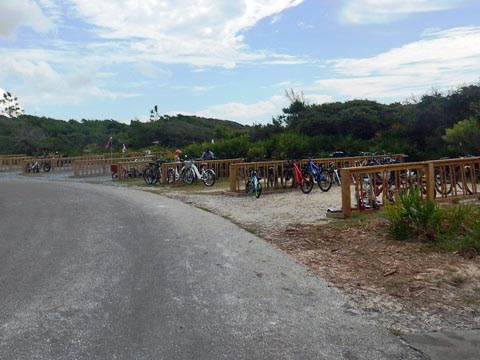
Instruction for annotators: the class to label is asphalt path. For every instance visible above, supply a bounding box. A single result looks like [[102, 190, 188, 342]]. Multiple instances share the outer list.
[[0, 178, 425, 359]]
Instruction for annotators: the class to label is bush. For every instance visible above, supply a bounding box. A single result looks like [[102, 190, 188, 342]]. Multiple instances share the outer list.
[[387, 185, 441, 241], [387, 185, 480, 256]]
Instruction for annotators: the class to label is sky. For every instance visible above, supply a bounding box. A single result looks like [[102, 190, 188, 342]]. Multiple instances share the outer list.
[[0, 0, 479, 125]]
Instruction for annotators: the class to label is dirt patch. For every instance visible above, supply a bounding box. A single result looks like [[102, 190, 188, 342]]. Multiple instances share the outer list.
[[266, 219, 480, 333]]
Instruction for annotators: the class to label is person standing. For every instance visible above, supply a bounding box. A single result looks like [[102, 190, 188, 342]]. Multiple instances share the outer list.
[[201, 148, 214, 160], [174, 149, 182, 162]]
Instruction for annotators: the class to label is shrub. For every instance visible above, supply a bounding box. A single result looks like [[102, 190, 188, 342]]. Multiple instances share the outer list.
[[387, 185, 480, 256], [387, 185, 441, 241]]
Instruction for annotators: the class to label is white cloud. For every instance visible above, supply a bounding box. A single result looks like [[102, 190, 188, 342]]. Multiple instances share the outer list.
[[313, 26, 480, 101], [341, 0, 466, 24], [0, 52, 137, 107], [0, 0, 54, 38], [190, 91, 332, 125], [196, 98, 281, 124], [0, 0, 307, 109], [64, 0, 304, 68]]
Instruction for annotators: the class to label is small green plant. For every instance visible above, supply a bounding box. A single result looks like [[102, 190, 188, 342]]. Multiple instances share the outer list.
[[386, 185, 441, 241]]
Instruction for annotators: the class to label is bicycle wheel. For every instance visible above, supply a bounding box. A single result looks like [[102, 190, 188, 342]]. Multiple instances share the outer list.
[[167, 168, 175, 183], [184, 168, 195, 184], [267, 167, 275, 188], [153, 167, 162, 184], [434, 173, 453, 196], [318, 172, 333, 192], [43, 163, 51, 172], [202, 169, 216, 187], [143, 167, 155, 185], [245, 180, 253, 193], [300, 172, 314, 194], [254, 181, 262, 198], [282, 169, 294, 189]]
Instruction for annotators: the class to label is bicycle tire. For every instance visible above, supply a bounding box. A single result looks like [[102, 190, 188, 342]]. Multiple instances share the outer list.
[[254, 181, 262, 198], [245, 180, 252, 193], [318, 172, 333, 192], [282, 169, 294, 189], [434, 175, 453, 196], [143, 167, 155, 185], [184, 168, 195, 184], [153, 167, 162, 184], [267, 167, 275, 188], [203, 169, 216, 187], [300, 172, 314, 194], [43, 164, 51, 172], [167, 168, 175, 183]]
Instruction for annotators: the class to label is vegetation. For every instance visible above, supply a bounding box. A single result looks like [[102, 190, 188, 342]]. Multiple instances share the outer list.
[[387, 185, 480, 257], [1, 83, 479, 160]]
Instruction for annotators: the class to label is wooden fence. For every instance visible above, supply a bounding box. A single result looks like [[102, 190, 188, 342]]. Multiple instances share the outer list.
[[0, 156, 33, 172], [340, 156, 480, 217], [22, 155, 106, 174], [73, 155, 163, 178], [74, 156, 244, 181], [228, 154, 406, 193]]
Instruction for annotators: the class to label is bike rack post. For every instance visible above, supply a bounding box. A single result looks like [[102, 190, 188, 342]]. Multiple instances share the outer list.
[[341, 168, 352, 218]]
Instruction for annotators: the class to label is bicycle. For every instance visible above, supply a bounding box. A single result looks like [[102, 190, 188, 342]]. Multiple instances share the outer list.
[[305, 159, 334, 192], [245, 169, 262, 198], [281, 160, 314, 194], [26, 159, 51, 173], [434, 161, 473, 196], [143, 159, 164, 185], [167, 161, 189, 184], [182, 158, 216, 187]]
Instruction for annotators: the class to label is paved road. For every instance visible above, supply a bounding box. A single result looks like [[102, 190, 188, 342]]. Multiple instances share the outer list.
[[0, 178, 425, 359]]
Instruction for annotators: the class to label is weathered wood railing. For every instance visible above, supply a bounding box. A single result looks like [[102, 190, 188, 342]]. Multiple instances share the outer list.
[[22, 155, 106, 174], [72, 153, 167, 177], [228, 155, 406, 193], [340, 156, 480, 217], [111, 158, 244, 182], [0, 156, 33, 172]]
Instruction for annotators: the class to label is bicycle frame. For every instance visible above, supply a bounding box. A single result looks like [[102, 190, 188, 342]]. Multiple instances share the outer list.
[[307, 160, 329, 183], [245, 168, 262, 198]]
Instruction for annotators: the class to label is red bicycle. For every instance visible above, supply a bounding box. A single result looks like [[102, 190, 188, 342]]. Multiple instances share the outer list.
[[281, 160, 314, 194]]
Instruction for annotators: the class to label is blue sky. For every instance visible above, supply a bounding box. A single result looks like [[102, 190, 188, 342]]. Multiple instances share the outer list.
[[0, 0, 479, 125]]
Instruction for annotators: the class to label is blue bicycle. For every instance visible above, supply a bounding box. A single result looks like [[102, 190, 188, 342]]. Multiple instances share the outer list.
[[306, 159, 334, 192], [245, 169, 262, 198]]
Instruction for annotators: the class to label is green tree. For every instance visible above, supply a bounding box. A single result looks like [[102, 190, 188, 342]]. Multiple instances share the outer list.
[[442, 104, 480, 155]]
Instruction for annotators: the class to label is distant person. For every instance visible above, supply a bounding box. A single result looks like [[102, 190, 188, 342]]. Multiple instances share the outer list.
[[174, 149, 182, 162], [201, 148, 214, 161]]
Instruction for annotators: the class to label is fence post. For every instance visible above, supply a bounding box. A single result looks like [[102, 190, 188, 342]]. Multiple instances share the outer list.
[[426, 162, 435, 202], [341, 168, 352, 218], [229, 164, 237, 192]]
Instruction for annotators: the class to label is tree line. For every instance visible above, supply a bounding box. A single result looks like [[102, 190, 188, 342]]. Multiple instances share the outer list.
[[0, 83, 479, 161]]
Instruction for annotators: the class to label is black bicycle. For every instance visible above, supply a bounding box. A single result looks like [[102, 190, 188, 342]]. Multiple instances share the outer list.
[[143, 159, 164, 185]]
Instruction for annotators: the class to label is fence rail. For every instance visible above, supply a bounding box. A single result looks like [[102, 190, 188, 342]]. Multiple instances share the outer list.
[[340, 156, 480, 217], [228, 154, 406, 193]]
